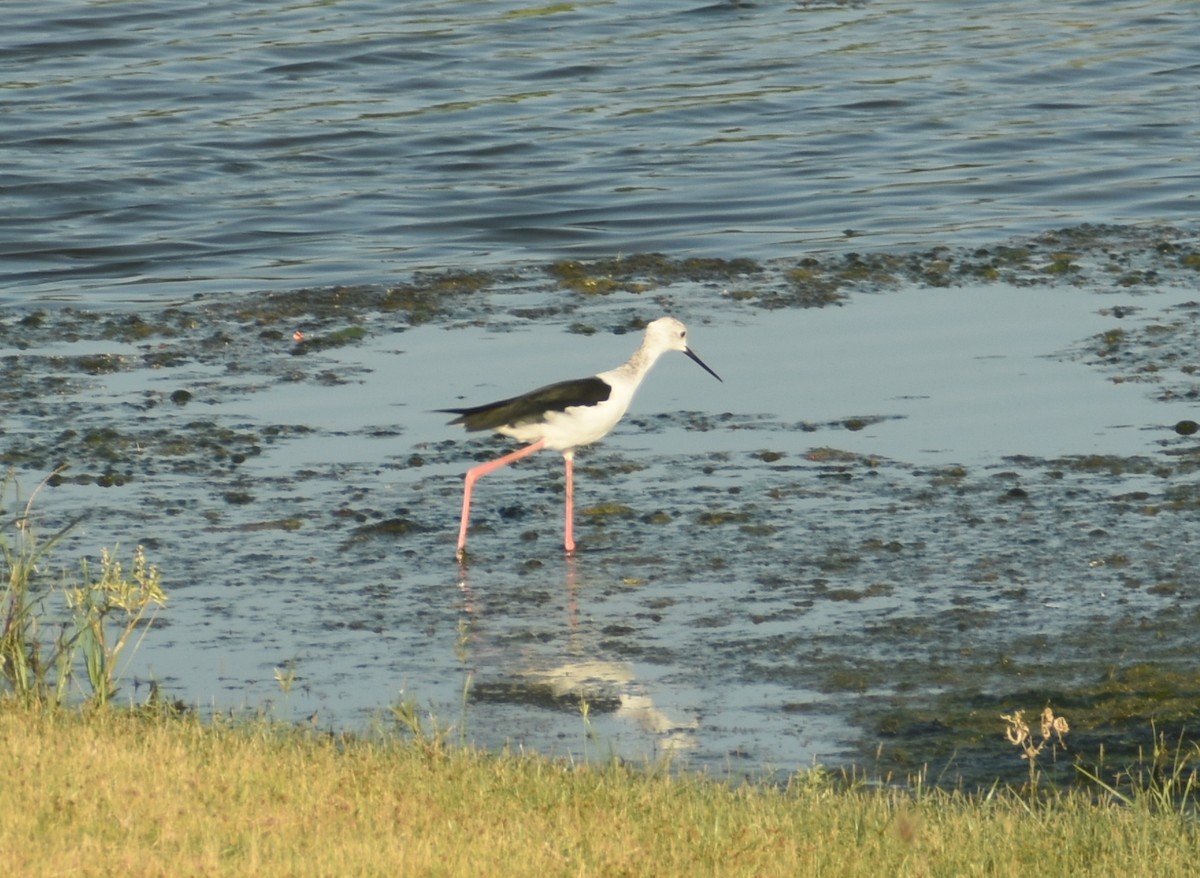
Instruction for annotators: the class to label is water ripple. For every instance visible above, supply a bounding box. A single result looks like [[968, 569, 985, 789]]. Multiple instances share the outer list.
[[2, 0, 1197, 304]]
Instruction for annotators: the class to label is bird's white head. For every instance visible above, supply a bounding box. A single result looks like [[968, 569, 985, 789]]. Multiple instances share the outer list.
[[642, 317, 722, 382], [644, 316, 691, 354]]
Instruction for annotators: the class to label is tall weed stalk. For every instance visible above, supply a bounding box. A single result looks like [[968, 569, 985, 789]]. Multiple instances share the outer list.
[[1, 467, 166, 705], [1, 467, 80, 700], [67, 545, 166, 704]]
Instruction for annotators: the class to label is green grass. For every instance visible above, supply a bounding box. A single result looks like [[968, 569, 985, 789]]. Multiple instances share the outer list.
[[2, 700, 1199, 877]]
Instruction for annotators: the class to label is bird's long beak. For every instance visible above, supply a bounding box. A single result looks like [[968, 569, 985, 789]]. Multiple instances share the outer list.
[[685, 347, 722, 382]]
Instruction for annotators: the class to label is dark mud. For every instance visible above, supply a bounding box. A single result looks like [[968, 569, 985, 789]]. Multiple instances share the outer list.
[[3, 224, 1200, 789]]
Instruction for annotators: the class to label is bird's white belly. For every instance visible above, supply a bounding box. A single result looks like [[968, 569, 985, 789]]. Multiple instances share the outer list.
[[500, 397, 630, 451]]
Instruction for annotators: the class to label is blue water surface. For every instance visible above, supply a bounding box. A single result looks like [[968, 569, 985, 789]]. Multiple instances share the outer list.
[[2, 0, 1197, 304]]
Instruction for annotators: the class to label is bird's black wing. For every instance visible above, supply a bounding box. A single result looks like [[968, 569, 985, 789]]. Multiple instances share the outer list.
[[439, 376, 612, 432]]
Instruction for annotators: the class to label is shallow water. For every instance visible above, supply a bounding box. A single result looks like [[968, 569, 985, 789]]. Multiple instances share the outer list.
[[5, 244, 1200, 782], [3, 0, 1198, 305]]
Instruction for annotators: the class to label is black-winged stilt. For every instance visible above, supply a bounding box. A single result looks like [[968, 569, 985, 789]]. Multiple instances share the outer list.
[[441, 316, 722, 560]]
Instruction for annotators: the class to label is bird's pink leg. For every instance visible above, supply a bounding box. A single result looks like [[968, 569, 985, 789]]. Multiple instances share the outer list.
[[456, 438, 547, 561], [563, 450, 576, 554]]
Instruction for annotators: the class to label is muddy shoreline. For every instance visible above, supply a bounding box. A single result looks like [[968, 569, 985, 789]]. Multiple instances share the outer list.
[[3, 224, 1199, 788]]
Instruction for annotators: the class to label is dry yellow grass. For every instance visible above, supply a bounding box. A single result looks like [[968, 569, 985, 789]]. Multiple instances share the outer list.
[[2, 701, 1198, 877]]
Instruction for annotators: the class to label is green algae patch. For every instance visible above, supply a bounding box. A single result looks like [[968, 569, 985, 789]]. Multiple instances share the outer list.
[[236, 518, 305, 532], [349, 517, 432, 541], [768, 224, 1200, 309], [221, 273, 497, 329], [100, 313, 163, 342], [640, 511, 673, 525], [548, 254, 761, 295], [580, 503, 636, 520], [292, 325, 368, 354], [547, 261, 641, 295], [1070, 299, 1200, 403], [752, 450, 785, 463], [1043, 252, 1081, 275], [0, 420, 299, 485], [696, 509, 753, 526], [69, 353, 127, 374]]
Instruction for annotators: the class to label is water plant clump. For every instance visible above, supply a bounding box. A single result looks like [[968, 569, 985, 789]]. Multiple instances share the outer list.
[[1, 468, 167, 706], [66, 545, 166, 705]]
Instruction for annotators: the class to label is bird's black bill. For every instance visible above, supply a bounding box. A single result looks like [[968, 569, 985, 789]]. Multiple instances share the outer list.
[[685, 347, 722, 382]]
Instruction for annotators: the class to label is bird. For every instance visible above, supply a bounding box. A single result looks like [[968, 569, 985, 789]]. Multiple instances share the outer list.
[[440, 316, 722, 560]]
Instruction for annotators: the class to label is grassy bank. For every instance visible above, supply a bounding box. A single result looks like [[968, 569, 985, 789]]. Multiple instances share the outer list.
[[2, 701, 1198, 877]]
